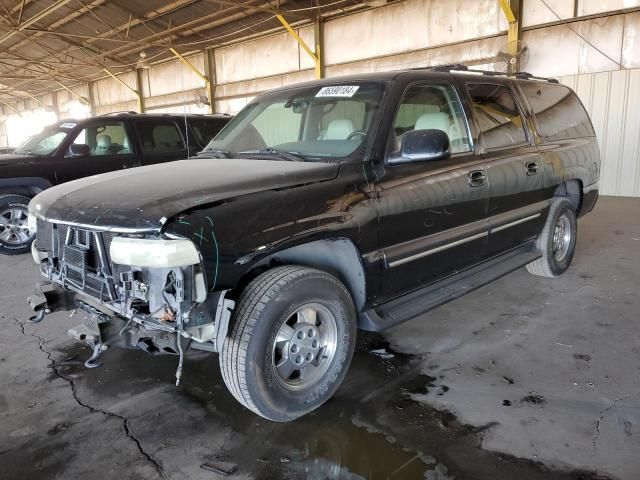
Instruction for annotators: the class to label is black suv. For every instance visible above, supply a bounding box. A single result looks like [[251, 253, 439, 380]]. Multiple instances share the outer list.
[[28, 67, 599, 421], [0, 112, 230, 254]]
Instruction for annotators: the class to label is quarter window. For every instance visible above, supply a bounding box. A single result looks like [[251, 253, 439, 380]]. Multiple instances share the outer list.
[[390, 83, 471, 155], [136, 121, 186, 154], [71, 122, 131, 156], [519, 82, 595, 140], [466, 83, 528, 150]]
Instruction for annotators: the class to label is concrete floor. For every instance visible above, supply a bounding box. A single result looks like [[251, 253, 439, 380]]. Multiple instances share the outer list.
[[0, 196, 638, 480]]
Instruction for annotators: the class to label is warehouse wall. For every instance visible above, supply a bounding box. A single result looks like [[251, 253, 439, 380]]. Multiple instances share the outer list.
[[1, 0, 639, 196]]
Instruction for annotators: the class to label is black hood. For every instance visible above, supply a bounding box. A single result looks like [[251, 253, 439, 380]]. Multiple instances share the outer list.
[[31, 158, 340, 233], [0, 153, 40, 166]]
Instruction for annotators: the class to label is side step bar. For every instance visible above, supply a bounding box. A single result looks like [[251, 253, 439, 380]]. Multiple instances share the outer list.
[[359, 243, 540, 332]]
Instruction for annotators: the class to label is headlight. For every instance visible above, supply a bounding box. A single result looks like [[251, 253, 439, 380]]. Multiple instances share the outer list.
[[27, 213, 37, 234], [110, 237, 200, 268]]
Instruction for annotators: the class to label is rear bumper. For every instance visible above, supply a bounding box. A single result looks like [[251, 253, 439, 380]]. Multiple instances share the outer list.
[[580, 182, 599, 217]]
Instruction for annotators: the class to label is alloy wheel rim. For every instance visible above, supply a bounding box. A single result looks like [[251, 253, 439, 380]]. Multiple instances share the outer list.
[[552, 213, 572, 262], [0, 206, 33, 245], [272, 303, 338, 391]]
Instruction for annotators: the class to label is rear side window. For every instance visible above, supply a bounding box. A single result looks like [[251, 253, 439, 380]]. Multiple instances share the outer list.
[[466, 83, 528, 150], [136, 121, 186, 154], [189, 118, 227, 147], [520, 82, 595, 140]]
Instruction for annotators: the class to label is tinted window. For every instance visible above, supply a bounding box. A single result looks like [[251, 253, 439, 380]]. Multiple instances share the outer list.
[[520, 82, 595, 140], [136, 121, 186, 154], [71, 122, 131, 156], [467, 83, 528, 150], [390, 83, 471, 155], [189, 118, 227, 146]]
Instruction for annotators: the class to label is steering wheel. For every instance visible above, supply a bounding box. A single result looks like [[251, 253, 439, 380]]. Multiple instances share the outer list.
[[347, 130, 367, 141]]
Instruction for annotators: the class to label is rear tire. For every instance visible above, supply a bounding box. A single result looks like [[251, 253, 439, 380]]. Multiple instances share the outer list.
[[220, 266, 357, 422], [526, 198, 577, 278], [0, 194, 34, 256]]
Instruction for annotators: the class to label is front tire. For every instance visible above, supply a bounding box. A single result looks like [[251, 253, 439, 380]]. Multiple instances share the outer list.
[[526, 198, 577, 278], [0, 194, 34, 255], [220, 266, 357, 422]]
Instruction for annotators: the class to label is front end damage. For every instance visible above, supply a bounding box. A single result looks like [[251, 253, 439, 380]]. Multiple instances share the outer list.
[[28, 219, 234, 384]]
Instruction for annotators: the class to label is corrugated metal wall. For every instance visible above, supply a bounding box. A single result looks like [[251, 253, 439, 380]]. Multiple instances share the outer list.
[[561, 69, 640, 197]]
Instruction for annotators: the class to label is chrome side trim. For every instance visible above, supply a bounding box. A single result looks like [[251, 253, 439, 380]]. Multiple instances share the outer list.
[[490, 213, 541, 233], [388, 231, 488, 268]]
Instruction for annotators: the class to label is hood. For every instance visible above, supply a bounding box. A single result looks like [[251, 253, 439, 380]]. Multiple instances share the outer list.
[[0, 153, 39, 166], [31, 158, 340, 233]]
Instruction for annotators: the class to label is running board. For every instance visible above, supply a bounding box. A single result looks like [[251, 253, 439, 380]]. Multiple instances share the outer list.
[[359, 243, 540, 332]]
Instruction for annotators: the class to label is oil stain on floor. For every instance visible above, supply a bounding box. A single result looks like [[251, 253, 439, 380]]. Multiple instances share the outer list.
[[3, 332, 611, 480]]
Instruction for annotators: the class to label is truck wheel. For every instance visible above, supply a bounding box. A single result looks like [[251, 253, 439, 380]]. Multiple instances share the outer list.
[[526, 198, 577, 278], [0, 194, 34, 255], [220, 266, 357, 421]]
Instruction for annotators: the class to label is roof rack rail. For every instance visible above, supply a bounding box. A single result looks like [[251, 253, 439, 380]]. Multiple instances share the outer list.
[[418, 64, 559, 84], [100, 111, 138, 116]]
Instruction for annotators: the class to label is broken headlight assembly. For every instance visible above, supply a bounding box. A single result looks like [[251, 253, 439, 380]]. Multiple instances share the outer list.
[[109, 236, 201, 268]]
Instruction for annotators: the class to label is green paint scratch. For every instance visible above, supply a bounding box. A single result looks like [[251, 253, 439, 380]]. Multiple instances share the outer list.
[[207, 216, 220, 291], [178, 220, 191, 226]]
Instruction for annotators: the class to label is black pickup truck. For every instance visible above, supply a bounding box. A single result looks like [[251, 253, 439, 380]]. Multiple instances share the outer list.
[[28, 66, 599, 421], [0, 112, 230, 255]]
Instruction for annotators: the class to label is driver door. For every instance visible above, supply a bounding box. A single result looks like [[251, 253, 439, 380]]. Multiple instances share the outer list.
[[375, 81, 489, 301], [55, 120, 139, 184]]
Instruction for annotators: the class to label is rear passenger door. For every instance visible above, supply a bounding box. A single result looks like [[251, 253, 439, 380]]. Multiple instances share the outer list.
[[465, 82, 547, 256], [134, 119, 189, 165]]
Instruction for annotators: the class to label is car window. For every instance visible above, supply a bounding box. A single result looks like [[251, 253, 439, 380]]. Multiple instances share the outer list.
[[390, 83, 471, 155], [205, 82, 386, 161], [519, 82, 595, 140], [71, 122, 131, 156], [466, 83, 528, 150], [15, 130, 67, 155], [189, 118, 228, 146], [136, 121, 186, 154]]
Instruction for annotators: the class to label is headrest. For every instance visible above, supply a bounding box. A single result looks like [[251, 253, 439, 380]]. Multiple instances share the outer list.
[[97, 135, 112, 147], [415, 112, 450, 133], [326, 119, 355, 140]]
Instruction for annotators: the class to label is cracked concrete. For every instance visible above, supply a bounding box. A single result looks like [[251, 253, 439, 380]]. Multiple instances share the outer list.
[[0, 197, 637, 480], [11, 316, 167, 479]]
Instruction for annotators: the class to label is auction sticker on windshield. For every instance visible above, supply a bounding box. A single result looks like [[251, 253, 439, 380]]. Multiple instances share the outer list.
[[316, 86, 360, 98]]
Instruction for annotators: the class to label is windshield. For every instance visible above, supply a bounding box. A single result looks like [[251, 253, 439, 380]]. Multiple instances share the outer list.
[[14, 129, 68, 155], [203, 82, 387, 161]]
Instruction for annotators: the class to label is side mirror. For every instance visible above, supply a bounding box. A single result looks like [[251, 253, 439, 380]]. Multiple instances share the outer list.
[[389, 129, 451, 165], [68, 144, 90, 157]]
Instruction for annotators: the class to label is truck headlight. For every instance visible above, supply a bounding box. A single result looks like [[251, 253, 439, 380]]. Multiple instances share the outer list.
[[110, 237, 200, 268], [27, 213, 37, 234]]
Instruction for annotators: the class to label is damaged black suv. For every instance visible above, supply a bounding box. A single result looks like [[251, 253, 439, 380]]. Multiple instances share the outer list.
[[28, 66, 600, 421]]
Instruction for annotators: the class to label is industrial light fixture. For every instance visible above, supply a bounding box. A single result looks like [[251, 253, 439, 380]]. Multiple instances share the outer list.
[[136, 51, 151, 70]]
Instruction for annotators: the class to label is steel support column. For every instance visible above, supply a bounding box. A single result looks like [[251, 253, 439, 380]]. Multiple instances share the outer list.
[[276, 13, 322, 79], [499, 0, 523, 73], [314, 16, 325, 79], [135, 68, 145, 113], [203, 48, 217, 113], [87, 81, 96, 116]]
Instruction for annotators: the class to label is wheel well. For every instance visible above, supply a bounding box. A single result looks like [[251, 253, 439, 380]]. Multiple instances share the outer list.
[[0, 185, 43, 198], [554, 180, 582, 214], [236, 238, 367, 312]]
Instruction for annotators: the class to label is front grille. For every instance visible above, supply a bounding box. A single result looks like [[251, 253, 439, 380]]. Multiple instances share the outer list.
[[39, 220, 117, 303]]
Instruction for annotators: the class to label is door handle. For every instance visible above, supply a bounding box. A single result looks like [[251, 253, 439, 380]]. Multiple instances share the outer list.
[[525, 161, 540, 176], [468, 170, 487, 187]]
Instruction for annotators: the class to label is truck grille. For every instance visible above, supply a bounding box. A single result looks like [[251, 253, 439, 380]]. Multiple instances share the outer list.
[[38, 220, 117, 303]]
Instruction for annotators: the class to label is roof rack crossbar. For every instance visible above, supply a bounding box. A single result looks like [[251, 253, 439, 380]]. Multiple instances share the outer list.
[[415, 64, 559, 83]]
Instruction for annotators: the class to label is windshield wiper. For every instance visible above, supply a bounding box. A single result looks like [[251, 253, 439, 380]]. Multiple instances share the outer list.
[[196, 149, 230, 159], [237, 148, 305, 162]]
